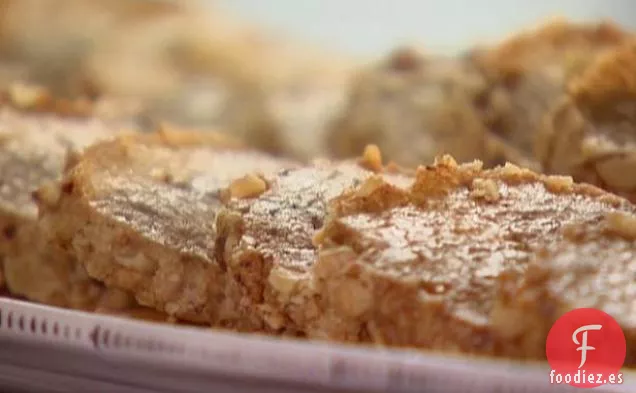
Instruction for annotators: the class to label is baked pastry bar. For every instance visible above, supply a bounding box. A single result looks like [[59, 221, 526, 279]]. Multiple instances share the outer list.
[[41, 131, 299, 323], [537, 40, 636, 202], [493, 211, 636, 365], [325, 47, 535, 169], [215, 148, 413, 333], [310, 156, 634, 356], [0, 99, 127, 307], [475, 19, 630, 159]]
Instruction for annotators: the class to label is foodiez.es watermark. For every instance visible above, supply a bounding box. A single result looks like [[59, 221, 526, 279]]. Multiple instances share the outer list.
[[546, 308, 626, 388]]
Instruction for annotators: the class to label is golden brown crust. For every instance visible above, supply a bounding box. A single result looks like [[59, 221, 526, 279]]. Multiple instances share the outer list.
[[309, 156, 632, 356]]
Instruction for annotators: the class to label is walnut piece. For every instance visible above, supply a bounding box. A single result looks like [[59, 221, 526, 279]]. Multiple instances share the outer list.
[[358, 144, 383, 173], [7, 83, 50, 109], [545, 175, 574, 193], [228, 174, 268, 199], [605, 211, 636, 240], [470, 178, 500, 202]]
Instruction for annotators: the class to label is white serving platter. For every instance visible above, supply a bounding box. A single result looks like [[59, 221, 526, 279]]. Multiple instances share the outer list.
[[0, 298, 634, 393]]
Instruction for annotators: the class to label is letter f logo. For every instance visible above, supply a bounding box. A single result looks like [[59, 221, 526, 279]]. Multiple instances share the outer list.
[[573, 324, 602, 368]]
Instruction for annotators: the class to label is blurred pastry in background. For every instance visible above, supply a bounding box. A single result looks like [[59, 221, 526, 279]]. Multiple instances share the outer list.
[[325, 47, 535, 168], [80, 0, 261, 126], [0, 0, 185, 95], [0, 85, 133, 309], [0, 82, 146, 128], [474, 18, 631, 160], [218, 49, 356, 161], [537, 40, 636, 202], [0, 0, 358, 160]]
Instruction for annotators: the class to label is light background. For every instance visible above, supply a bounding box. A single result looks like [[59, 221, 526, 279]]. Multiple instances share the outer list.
[[217, 0, 636, 57]]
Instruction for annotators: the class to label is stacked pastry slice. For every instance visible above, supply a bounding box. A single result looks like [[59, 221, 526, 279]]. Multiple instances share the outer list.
[[29, 127, 636, 366]]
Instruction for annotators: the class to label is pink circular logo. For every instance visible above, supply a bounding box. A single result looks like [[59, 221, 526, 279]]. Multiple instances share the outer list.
[[546, 308, 626, 388]]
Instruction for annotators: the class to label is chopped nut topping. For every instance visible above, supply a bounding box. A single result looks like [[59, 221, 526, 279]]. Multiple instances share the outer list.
[[312, 229, 326, 247], [355, 175, 387, 198], [434, 155, 458, 168], [470, 178, 500, 202], [358, 144, 383, 173], [544, 175, 574, 193], [605, 211, 636, 239], [7, 82, 50, 109], [463, 160, 484, 172], [228, 173, 268, 199], [500, 162, 522, 176]]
